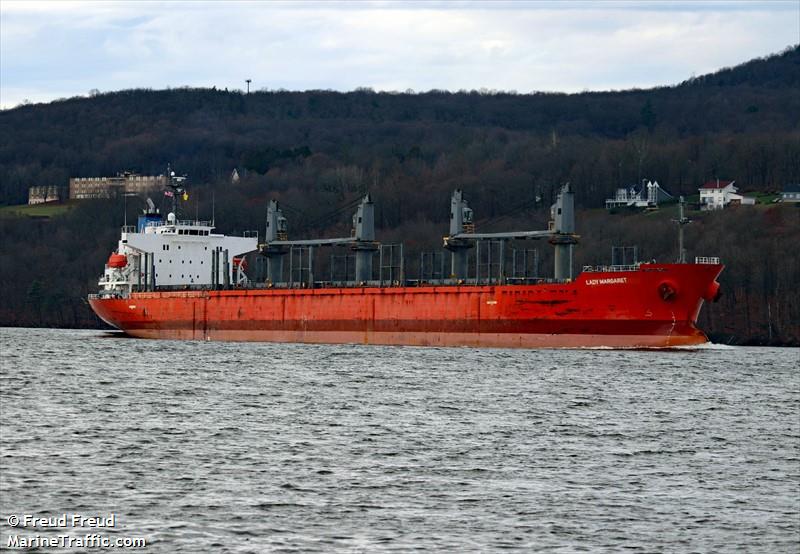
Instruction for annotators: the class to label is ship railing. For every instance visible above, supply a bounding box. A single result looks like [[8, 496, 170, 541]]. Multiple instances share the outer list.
[[89, 291, 124, 299], [505, 277, 547, 285], [122, 277, 589, 293], [121, 225, 137, 234], [143, 219, 213, 228], [581, 264, 641, 273], [695, 256, 720, 265]]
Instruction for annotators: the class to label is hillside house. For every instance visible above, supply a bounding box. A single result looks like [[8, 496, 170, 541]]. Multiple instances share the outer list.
[[28, 186, 66, 205], [605, 180, 673, 210], [780, 184, 800, 202], [699, 179, 755, 210]]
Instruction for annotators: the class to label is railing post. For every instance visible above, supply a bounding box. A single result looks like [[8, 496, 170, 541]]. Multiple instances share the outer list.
[[308, 246, 314, 288], [399, 243, 404, 284], [150, 253, 156, 291], [142, 253, 148, 291], [212, 249, 217, 289], [499, 240, 505, 284], [476, 241, 480, 284], [223, 249, 230, 288]]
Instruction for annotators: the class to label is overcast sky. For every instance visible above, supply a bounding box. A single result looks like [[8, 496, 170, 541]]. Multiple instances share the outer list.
[[1, 1, 798, 109]]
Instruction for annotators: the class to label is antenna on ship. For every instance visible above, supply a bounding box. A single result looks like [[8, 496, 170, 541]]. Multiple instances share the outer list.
[[673, 196, 691, 263], [165, 163, 187, 221]]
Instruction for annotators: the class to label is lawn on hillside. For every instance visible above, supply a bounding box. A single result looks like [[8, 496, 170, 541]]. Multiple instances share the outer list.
[[0, 202, 75, 218]]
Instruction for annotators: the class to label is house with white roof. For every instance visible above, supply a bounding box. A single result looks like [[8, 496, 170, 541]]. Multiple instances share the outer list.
[[699, 179, 755, 210]]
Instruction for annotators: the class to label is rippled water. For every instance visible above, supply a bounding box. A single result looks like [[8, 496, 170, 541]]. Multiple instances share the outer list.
[[1, 327, 798, 552]]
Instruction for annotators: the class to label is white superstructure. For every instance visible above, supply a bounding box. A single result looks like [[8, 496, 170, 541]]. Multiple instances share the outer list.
[[98, 212, 258, 295]]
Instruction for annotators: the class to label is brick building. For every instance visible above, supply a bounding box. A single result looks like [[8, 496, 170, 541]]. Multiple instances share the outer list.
[[69, 172, 167, 200]]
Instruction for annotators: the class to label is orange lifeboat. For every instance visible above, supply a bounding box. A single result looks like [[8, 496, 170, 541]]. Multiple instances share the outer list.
[[108, 253, 128, 268]]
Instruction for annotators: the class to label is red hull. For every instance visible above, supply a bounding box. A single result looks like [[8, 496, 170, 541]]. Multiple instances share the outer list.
[[89, 263, 722, 348]]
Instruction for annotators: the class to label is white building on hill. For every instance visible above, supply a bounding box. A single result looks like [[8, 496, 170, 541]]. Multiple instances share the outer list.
[[699, 179, 755, 210], [28, 186, 66, 205], [605, 180, 673, 210]]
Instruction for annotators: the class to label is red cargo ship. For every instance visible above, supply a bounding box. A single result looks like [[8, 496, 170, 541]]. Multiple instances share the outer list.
[[89, 183, 723, 348]]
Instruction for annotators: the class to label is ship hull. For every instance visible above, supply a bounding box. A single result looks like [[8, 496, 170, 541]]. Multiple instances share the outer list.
[[96, 329, 709, 348], [89, 263, 722, 349]]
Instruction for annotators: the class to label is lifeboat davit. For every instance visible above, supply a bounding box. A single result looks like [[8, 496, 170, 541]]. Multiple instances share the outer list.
[[108, 253, 128, 268], [233, 256, 248, 270]]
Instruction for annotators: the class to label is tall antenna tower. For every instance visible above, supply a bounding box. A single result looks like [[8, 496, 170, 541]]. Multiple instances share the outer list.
[[245, 79, 252, 94]]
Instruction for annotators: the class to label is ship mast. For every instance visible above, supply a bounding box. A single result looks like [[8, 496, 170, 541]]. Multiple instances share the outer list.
[[673, 196, 690, 263], [165, 164, 187, 220]]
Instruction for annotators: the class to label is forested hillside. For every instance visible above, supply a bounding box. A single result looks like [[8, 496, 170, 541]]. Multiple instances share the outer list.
[[0, 46, 798, 344]]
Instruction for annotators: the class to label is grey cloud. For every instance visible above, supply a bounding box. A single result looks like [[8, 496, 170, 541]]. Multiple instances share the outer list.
[[1, 1, 797, 108]]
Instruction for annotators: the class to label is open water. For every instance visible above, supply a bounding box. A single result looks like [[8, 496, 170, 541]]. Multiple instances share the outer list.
[[0, 327, 798, 552]]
